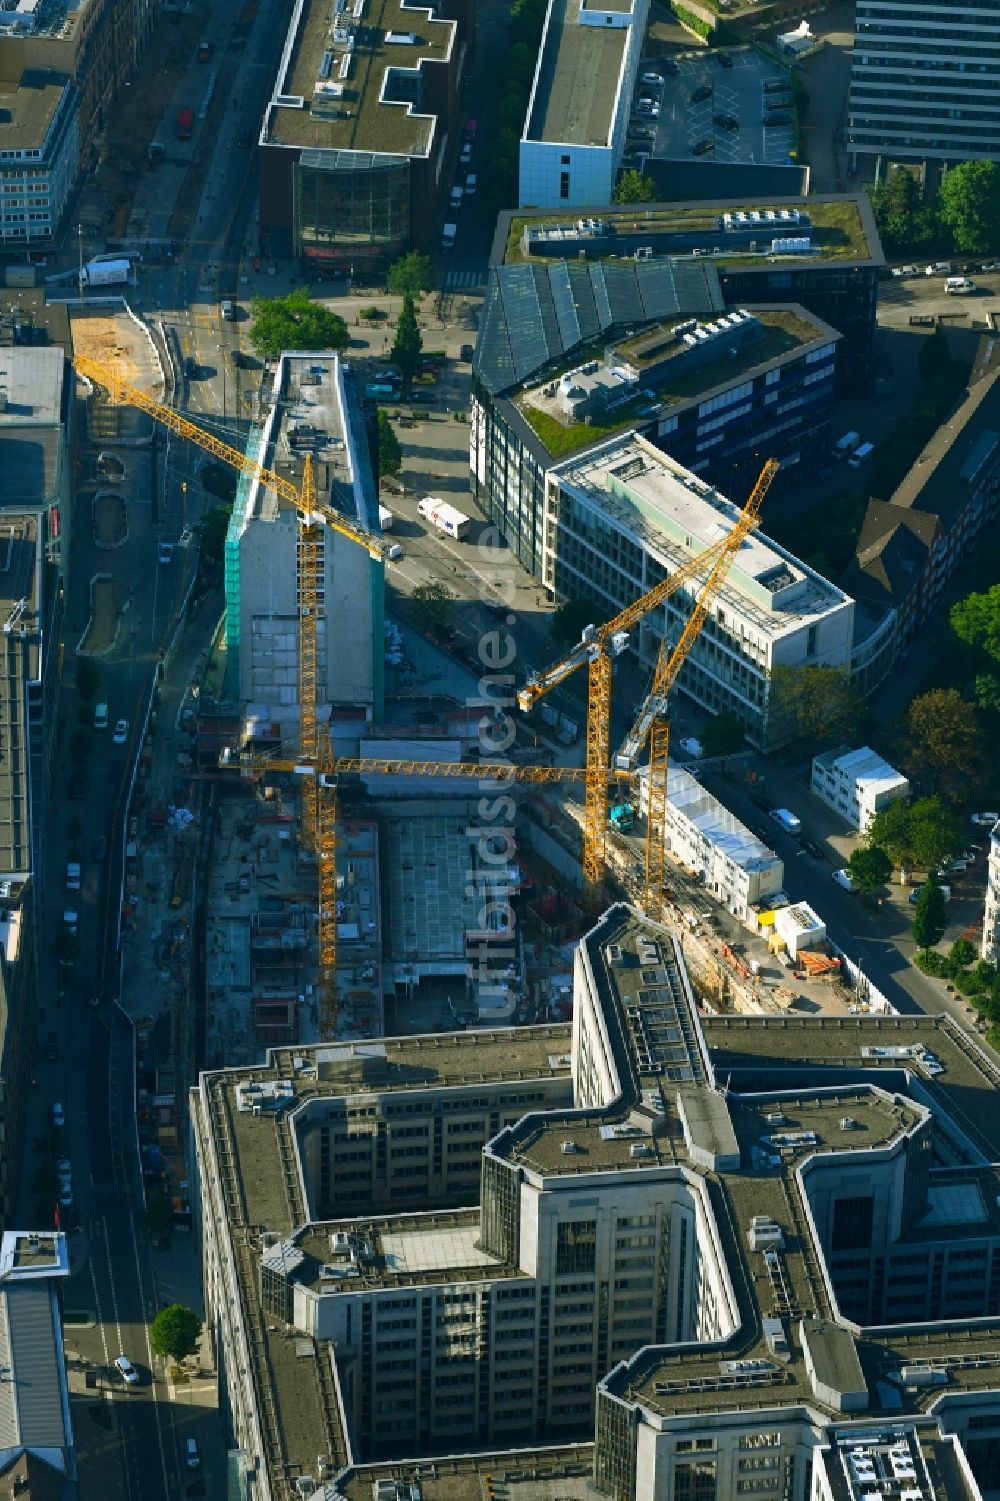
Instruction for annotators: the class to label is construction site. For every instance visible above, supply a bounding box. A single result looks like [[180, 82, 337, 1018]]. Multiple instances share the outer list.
[[74, 353, 880, 1194]]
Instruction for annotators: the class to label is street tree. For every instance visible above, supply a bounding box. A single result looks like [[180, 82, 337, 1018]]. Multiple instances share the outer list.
[[847, 845, 893, 893], [867, 795, 964, 872], [769, 664, 865, 749], [411, 582, 455, 634], [377, 410, 402, 477], [70, 728, 91, 764], [950, 582, 1000, 662], [150, 1303, 202, 1362], [903, 687, 986, 796], [387, 252, 435, 298], [700, 712, 744, 759], [390, 291, 423, 380], [53, 927, 79, 968], [912, 875, 948, 952], [938, 159, 1000, 255], [551, 596, 602, 646], [248, 289, 349, 361], [613, 170, 658, 205], [75, 657, 100, 702], [196, 505, 232, 575]]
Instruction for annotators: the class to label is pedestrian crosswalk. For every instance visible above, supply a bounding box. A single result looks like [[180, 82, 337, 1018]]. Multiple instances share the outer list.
[[444, 269, 486, 291]]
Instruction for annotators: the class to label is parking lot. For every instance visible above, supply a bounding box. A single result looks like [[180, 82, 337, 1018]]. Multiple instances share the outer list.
[[626, 46, 796, 171]]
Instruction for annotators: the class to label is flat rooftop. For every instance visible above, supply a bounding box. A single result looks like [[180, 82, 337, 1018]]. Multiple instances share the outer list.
[[0, 514, 42, 884], [336, 1446, 596, 1501], [701, 1012, 1000, 1163], [0, 68, 69, 150], [501, 195, 881, 271], [249, 354, 377, 530], [525, 0, 631, 148], [268, 0, 453, 156], [552, 432, 851, 638], [657, 763, 782, 873], [814, 744, 908, 795], [296, 1209, 514, 1293], [515, 303, 835, 461]]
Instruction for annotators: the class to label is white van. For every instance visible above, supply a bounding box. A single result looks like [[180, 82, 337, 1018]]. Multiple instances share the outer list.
[[832, 867, 858, 893], [944, 276, 976, 295], [94, 701, 109, 729], [465, 173, 477, 196], [848, 441, 875, 469]]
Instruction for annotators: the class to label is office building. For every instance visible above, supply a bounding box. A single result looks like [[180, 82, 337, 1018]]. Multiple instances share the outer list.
[[225, 352, 385, 728], [848, 2, 1000, 171], [0, 57, 79, 248], [810, 745, 909, 833], [471, 257, 840, 581], [636, 762, 784, 920], [518, 0, 649, 210], [258, 0, 473, 270], [192, 904, 1000, 1501], [0, 1231, 75, 1483], [845, 350, 1000, 694], [498, 196, 884, 395], [1, 0, 158, 166], [545, 434, 854, 748], [983, 820, 1000, 965]]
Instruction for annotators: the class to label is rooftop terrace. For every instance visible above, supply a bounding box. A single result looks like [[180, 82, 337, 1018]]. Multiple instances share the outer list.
[[268, 0, 453, 156]]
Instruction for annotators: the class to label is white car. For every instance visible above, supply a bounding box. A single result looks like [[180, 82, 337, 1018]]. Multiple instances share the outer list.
[[640, 70, 662, 84], [832, 868, 858, 893], [970, 811, 999, 827], [679, 737, 703, 758], [52, 1102, 65, 1128], [112, 719, 129, 745], [114, 1354, 139, 1386]]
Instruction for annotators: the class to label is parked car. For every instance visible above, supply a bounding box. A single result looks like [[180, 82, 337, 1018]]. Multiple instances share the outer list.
[[678, 737, 703, 758], [693, 137, 715, 155], [714, 112, 739, 131], [970, 811, 999, 826], [52, 1102, 65, 1128], [640, 71, 662, 85], [691, 84, 713, 103], [113, 719, 129, 745], [460, 343, 475, 361]]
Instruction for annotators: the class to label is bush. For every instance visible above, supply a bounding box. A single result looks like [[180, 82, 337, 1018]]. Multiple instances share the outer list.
[[915, 950, 948, 977]]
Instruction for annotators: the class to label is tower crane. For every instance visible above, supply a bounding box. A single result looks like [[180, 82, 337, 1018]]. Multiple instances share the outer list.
[[614, 458, 779, 917], [73, 353, 391, 850], [230, 750, 628, 1037], [516, 465, 774, 901]]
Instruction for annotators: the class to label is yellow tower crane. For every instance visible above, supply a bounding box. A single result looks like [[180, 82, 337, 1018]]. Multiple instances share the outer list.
[[230, 750, 627, 1036], [613, 458, 779, 917], [73, 353, 392, 850], [516, 466, 774, 902]]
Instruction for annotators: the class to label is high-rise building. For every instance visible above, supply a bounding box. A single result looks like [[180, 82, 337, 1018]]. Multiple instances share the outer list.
[[191, 906, 1000, 1501], [848, 2, 1000, 169]]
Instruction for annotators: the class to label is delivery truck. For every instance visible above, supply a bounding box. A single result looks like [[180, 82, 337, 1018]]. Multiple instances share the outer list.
[[79, 258, 131, 288], [418, 497, 471, 541]]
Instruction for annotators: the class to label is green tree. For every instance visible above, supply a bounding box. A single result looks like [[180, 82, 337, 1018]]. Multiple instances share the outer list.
[[551, 596, 602, 646], [144, 1194, 174, 1236], [377, 410, 402, 478], [903, 687, 987, 796], [75, 657, 99, 702], [868, 795, 964, 872], [387, 252, 435, 298], [951, 583, 1000, 662], [249, 289, 349, 361], [411, 582, 455, 634], [768, 664, 866, 749], [938, 159, 1000, 254], [948, 937, 977, 971], [70, 727, 91, 763], [196, 505, 232, 573], [150, 1303, 202, 1362], [912, 874, 948, 952], [613, 170, 658, 205], [700, 712, 744, 758], [53, 926, 79, 967], [974, 672, 1000, 711], [847, 845, 893, 893], [390, 292, 423, 381]]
